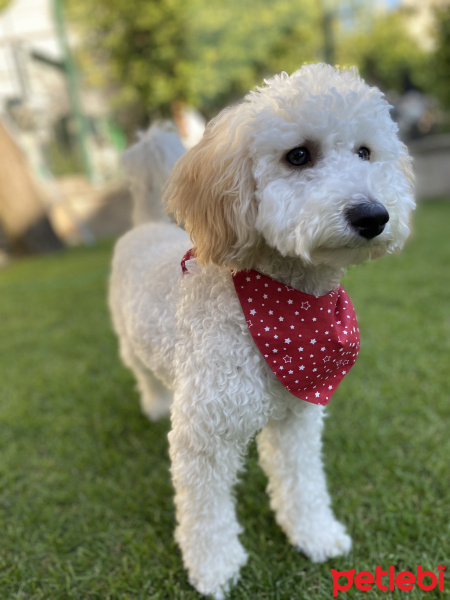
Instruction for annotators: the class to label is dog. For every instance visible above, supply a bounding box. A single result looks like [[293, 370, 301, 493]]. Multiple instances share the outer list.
[[109, 63, 415, 598], [121, 121, 186, 227]]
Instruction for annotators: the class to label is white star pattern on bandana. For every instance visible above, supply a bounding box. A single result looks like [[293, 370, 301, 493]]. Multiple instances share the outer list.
[[231, 269, 360, 406]]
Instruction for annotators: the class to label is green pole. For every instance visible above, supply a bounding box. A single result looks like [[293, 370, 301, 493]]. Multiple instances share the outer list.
[[52, 0, 94, 181]]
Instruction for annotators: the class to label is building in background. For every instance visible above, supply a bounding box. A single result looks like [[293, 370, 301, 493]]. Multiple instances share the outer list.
[[0, 0, 125, 184], [0, 0, 135, 249]]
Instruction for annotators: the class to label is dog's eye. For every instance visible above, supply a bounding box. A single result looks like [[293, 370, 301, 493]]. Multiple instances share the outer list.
[[286, 146, 311, 167], [357, 147, 371, 161]]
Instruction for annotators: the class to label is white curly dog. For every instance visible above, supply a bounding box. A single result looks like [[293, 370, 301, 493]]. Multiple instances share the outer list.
[[109, 64, 415, 598]]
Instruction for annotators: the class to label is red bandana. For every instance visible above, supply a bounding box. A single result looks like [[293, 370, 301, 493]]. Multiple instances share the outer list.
[[231, 270, 360, 406], [181, 250, 360, 406]]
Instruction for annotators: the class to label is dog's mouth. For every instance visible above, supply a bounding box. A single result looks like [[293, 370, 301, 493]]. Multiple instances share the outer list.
[[312, 233, 392, 267], [318, 232, 390, 252]]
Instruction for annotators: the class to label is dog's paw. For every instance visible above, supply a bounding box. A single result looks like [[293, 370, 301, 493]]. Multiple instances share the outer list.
[[190, 571, 238, 600], [291, 517, 352, 563], [185, 539, 247, 599]]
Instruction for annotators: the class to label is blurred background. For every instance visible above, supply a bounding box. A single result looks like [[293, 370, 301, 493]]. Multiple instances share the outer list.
[[0, 0, 449, 258]]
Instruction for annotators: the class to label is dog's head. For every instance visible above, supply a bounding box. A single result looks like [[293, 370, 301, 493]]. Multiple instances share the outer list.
[[165, 64, 415, 270]]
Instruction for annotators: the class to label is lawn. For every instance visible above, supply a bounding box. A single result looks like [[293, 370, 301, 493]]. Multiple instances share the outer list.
[[0, 199, 449, 599]]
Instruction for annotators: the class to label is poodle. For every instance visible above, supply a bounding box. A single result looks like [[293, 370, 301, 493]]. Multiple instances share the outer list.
[[109, 63, 415, 598], [122, 121, 186, 226]]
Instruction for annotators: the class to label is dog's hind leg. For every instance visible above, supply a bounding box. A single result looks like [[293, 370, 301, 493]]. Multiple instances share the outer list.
[[133, 359, 172, 421], [257, 400, 352, 563], [119, 341, 172, 421]]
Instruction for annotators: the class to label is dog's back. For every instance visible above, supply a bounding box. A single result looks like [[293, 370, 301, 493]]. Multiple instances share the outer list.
[[109, 222, 188, 418]]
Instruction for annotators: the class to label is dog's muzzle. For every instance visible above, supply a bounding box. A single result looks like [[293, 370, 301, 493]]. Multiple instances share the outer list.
[[346, 201, 390, 240]]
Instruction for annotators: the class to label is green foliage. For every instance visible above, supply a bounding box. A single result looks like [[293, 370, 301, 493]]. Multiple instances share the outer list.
[[336, 8, 430, 92], [0, 200, 450, 598], [68, 0, 191, 118], [67, 0, 323, 119], [0, 0, 11, 11], [182, 0, 322, 116], [433, 5, 450, 108], [67, 1, 441, 123]]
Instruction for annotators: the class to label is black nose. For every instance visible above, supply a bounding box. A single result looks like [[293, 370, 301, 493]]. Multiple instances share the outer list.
[[346, 202, 390, 239]]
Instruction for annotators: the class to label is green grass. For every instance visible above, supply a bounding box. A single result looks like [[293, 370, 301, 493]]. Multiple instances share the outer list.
[[1, 200, 449, 599]]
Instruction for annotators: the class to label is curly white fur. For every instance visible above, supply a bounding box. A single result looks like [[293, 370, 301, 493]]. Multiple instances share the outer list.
[[109, 64, 415, 598], [122, 121, 186, 226]]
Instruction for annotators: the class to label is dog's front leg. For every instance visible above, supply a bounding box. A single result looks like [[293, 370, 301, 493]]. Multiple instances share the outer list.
[[257, 401, 351, 562], [168, 401, 249, 599]]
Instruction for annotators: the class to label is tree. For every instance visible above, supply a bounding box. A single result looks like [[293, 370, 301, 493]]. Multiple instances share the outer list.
[[67, 0, 322, 124], [335, 7, 431, 94], [68, 0, 437, 128], [67, 0, 191, 123], [433, 5, 450, 108], [181, 0, 322, 117]]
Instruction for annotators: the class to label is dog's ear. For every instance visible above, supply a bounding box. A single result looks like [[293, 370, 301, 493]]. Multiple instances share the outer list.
[[398, 144, 415, 192], [164, 104, 260, 268]]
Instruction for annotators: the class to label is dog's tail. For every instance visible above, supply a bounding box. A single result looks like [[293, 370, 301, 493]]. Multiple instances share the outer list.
[[122, 121, 186, 226]]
